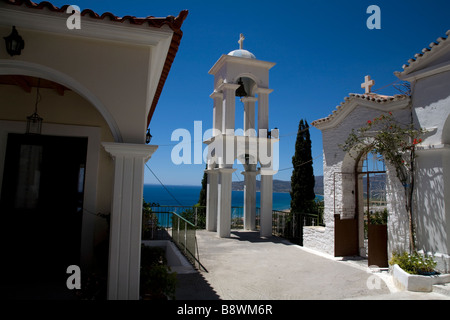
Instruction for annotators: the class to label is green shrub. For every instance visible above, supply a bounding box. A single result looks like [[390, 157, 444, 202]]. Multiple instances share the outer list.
[[389, 251, 437, 275], [140, 245, 177, 300]]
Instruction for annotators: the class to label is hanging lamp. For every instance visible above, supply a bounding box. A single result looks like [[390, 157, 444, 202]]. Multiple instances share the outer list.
[[26, 78, 43, 135]]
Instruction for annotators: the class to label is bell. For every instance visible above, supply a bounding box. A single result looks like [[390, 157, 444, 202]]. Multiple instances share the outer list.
[[235, 78, 247, 97]]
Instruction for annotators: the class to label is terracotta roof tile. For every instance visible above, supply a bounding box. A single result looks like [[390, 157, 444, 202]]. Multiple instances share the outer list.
[[398, 30, 450, 75], [2, 0, 188, 126], [311, 93, 408, 128], [3, 0, 186, 32]]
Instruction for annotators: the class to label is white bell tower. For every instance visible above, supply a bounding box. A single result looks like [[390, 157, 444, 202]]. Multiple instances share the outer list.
[[204, 34, 278, 238]]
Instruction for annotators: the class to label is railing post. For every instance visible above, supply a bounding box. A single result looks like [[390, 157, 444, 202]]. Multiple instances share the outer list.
[[184, 222, 187, 254], [194, 207, 198, 226], [177, 217, 180, 243]]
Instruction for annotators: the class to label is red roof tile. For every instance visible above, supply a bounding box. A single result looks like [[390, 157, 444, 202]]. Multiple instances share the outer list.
[[2, 0, 188, 126], [311, 93, 409, 128], [398, 30, 450, 75]]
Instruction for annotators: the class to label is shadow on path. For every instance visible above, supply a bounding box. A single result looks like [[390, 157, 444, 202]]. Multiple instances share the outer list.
[[229, 230, 295, 245], [176, 271, 220, 300]]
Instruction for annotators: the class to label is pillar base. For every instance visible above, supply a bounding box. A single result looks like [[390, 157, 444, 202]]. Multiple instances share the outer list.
[[217, 168, 236, 238]]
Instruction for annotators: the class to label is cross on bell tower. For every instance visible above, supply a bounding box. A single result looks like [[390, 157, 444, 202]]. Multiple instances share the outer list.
[[238, 33, 245, 49], [204, 34, 278, 238]]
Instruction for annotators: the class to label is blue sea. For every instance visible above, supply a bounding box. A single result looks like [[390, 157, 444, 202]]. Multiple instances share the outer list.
[[143, 184, 323, 211]]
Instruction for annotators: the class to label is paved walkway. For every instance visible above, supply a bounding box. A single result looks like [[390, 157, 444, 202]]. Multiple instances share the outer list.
[[175, 230, 450, 300]]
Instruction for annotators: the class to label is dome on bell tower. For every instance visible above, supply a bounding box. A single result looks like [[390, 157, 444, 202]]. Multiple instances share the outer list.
[[227, 49, 256, 59], [227, 33, 256, 59]]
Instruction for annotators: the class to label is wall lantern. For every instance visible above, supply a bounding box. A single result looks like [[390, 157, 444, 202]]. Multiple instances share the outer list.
[[146, 128, 153, 144], [26, 79, 43, 135], [4, 26, 25, 57]]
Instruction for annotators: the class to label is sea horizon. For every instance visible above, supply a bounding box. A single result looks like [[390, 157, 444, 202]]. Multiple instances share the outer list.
[[143, 184, 323, 211]]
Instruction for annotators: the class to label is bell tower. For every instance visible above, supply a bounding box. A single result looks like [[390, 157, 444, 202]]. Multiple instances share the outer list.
[[204, 34, 278, 238]]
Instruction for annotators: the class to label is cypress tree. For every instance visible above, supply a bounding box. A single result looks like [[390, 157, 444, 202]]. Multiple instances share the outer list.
[[290, 119, 315, 214], [198, 165, 207, 207]]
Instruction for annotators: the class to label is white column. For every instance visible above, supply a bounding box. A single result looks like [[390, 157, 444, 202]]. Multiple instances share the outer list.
[[102, 142, 158, 300], [257, 88, 274, 238], [221, 83, 240, 133], [211, 91, 223, 135], [257, 88, 273, 134], [242, 166, 258, 231], [242, 96, 257, 136], [260, 172, 273, 237], [206, 169, 219, 232], [217, 168, 236, 238]]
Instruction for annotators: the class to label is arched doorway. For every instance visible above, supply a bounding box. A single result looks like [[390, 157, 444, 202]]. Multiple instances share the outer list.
[[0, 73, 109, 297], [356, 150, 388, 267]]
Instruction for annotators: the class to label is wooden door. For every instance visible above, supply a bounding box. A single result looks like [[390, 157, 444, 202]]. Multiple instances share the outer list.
[[0, 133, 87, 286]]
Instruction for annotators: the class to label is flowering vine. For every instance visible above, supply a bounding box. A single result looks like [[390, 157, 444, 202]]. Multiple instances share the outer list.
[[341, 112, 426, 252]]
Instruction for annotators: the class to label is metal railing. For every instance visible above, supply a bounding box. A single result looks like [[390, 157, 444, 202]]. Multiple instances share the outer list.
[[271, 209, 325, 245], [148, 205, 206, 228], [300, 213, 325, 227], [147, 205, 261, 230], [171, 212, 207, 271], [230, 207, 261, 229], [142, 209, 206, 271], [271, 210, 301, 243]]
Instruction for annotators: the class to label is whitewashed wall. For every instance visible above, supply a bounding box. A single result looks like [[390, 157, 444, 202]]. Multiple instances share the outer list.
[[411, 70, 450, 272]]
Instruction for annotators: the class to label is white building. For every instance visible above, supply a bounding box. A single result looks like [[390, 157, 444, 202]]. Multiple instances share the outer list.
[[310, 30, 450, 272], [0, 0, 187, 299]]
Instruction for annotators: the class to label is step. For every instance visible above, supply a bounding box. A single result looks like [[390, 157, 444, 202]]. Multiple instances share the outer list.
[[433, 283, 450, 297]]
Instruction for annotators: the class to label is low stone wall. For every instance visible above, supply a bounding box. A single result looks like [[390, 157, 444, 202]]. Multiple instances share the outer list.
[[391, 264, 450, 292], [303, 226, 334, 256]]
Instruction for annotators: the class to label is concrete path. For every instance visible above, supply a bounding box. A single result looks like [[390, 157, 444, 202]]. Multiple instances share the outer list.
[[175, 230, 450, 300]]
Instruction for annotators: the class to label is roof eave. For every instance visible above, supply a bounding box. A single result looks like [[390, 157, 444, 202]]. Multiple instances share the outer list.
[[147, 10, 188, 126], [311, 94, 410, 131], [1, 0, 188, 127], [395, 30, 450, 81]]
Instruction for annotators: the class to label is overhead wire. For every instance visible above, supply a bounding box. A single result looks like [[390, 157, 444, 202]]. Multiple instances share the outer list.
[[145, 162, 184, 206]]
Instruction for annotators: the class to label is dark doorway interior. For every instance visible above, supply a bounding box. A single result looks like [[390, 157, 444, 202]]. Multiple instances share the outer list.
[[0, 133, 87, 295]]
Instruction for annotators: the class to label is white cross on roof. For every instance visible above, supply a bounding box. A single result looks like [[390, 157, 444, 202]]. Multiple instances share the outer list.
[[361, 75, 375, 94]]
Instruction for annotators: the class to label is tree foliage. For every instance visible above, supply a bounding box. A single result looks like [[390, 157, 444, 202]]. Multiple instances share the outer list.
[[290, 119, 315, 214], [198, 164, 207, 207]]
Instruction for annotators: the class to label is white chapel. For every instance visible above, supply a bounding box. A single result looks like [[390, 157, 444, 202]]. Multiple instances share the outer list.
[[310, 29, 450, 272]]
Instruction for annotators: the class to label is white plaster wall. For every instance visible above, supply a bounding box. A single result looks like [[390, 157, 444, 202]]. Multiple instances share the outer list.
[[385, 162, 410, 256], [413, 71, 450, 146], [411, 70, 450, 260], [0, 25, 153, 144], [414, 149, 448, 254]]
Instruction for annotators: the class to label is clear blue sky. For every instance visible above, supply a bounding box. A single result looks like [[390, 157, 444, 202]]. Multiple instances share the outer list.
[[52, 0, 450, 186]]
